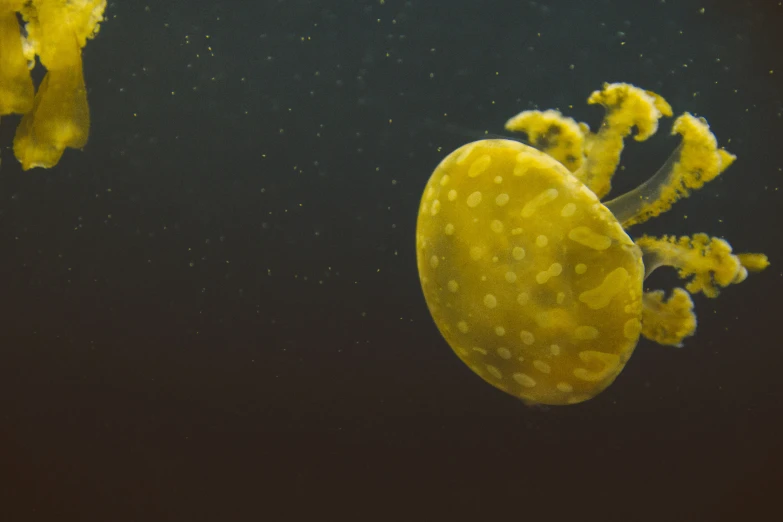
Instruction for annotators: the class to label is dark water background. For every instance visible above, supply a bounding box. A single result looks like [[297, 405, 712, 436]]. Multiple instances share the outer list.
[[1, 1, 781, 520]]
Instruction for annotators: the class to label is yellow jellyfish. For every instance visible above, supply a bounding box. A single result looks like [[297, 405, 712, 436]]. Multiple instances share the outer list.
[[416, 82, 768, 406], [0, 0, 106, 170]]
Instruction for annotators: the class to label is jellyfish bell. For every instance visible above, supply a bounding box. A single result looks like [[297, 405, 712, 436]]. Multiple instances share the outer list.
[[417, 138, 644, 405]]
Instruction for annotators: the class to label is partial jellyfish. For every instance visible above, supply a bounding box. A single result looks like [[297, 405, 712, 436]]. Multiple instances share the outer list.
[[416, 83, 768, 406], [0, 0, 106, 170]]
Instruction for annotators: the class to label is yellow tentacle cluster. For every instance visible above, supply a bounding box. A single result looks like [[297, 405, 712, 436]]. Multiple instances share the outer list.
[[505, 83, 674, 199], [641, 288, 696, 347], [504, 109, 586, 173], [621, 113, 736, 227], [0, 1, 34, 116], [637, 233, 769, 298], [0, 0, 106, 170]]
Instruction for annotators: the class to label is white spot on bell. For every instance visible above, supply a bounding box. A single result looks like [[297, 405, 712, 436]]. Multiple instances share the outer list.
[[495, 193, 510, 206], [466, 191, 482, 208], [483, 294, 498, 308]]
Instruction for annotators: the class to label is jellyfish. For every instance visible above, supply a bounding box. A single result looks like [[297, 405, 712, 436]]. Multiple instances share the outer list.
[[416, 83, 768, 406], [0, 0, 106, 170]]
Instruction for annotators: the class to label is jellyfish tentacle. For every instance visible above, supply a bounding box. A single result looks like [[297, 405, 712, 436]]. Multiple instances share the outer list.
[[0, 3, 35, 169], [606, 113, 736, 227], [1, 0, 106, 170], [638, 234, 767, 347], [13, 56, 90, 170], [641, 288, 696, 347], [736, 253, 770, 273], [504, 109, 586, 173], [576, 82, 673, 199], [637, 234, 769, 298], [0, 5, 35, 116]]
